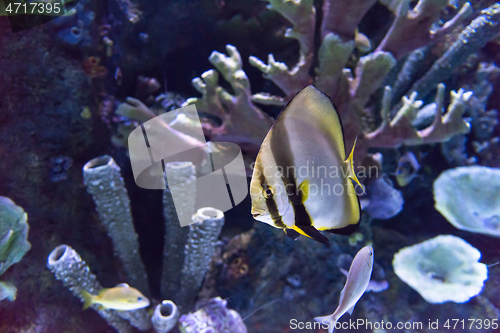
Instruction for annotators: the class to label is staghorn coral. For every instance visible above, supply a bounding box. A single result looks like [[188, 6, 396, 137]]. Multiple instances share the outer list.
[[185, 45, 275, 157], [181, 0, 481, 165], [408, 3, 500, 99], [441, 61, 499, 166]]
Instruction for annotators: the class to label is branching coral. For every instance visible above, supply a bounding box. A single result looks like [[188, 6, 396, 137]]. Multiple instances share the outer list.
[[185, 45, 274, 156], [183, 0, 485, 164]]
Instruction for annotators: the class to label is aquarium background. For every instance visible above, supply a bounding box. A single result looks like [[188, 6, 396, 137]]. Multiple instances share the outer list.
[[0, 0, 499, 332]]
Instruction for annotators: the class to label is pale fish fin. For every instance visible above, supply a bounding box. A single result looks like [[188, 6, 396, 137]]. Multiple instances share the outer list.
[[347, 304, 355, 315], [114, 283, 130, 288], [315, 314, 337, 333], [81, 290, 94, 310], [298, 179, 310, 204], [346, 136, 364, 193]]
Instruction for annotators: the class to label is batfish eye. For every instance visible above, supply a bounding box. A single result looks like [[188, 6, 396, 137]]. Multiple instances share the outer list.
[[263, 188, 273, 198]]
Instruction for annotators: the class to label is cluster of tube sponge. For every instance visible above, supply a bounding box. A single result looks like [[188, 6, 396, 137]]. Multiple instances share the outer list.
[[162, 161, 225, 312], [46, 154, 228, 332]]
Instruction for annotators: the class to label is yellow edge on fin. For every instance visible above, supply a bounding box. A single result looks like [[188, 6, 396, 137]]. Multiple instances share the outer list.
[[298, 179, 310, 204], [291, 225, 313, 239], [346, 136, 364, 194]]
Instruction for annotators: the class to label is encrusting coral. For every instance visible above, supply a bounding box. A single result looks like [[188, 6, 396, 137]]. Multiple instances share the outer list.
[[433, 166, 500, 237], [393, 235, 488, 304]]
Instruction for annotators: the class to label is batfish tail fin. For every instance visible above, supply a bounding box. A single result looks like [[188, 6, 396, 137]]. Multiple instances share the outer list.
[[346, 136, 365, 194], [315, 314, 338, 333], [81, 290, 94, 310]]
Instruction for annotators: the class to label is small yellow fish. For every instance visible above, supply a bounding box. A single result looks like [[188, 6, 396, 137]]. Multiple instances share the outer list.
[[81, 283, 149, 311], [250, 85, 362, 246], [395, 151, 420, 187], [354, 29, 371, 53]]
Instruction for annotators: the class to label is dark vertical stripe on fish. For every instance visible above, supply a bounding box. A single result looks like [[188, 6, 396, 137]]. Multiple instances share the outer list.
[[257, 162, 287, 229], [269, 112, 312, 227]]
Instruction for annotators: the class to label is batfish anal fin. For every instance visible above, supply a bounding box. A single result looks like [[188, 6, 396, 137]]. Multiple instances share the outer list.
[[293, 225, 331, 246], [346, 136, 365, 194], [284, 228, 300, 241]]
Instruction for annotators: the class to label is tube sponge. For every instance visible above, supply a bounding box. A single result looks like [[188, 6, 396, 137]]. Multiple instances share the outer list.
[[152, 300, 180, 333], [161, 161, 195, 301], [433, 166, 500, 237], [83, 155, 150, 296], [393, 235, 488, 304], [179, 207, 225, 310], [47, 244, 132, 333]]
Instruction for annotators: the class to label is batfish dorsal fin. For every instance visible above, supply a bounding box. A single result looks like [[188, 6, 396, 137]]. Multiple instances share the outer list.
[[277, 85, 347, 160]]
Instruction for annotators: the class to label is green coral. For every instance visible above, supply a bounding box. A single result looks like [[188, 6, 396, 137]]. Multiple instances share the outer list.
[[0, 196, 31, 302]]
